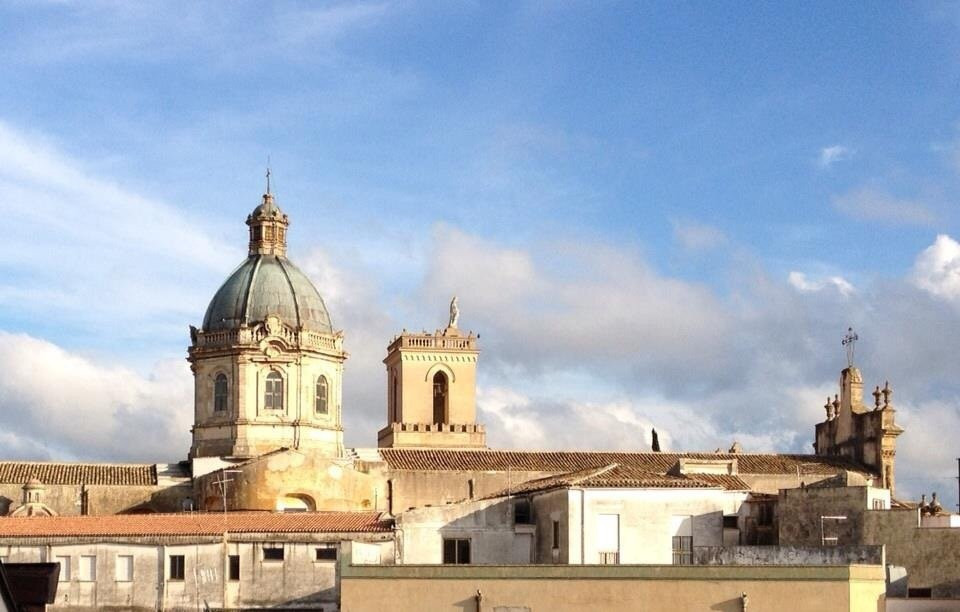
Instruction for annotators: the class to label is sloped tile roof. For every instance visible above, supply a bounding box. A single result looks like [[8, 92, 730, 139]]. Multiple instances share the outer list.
[[485, 464, 750, 498], [0, 462, 157, 486], [0, 512, 392, 537], [379, 449, 870, 476]]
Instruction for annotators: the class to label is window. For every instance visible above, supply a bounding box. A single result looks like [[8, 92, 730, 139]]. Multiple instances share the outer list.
[[872, 499, 886, 510], [552, 520, 561, 550], [264, 371, 283, 410], [214, 374, 228, 412], [442, 538, 470, 564], [672, 536, 693, 565], [467, 479, 475, 501], [315, 545, 337, 561], [228, 555, 240, 581], [432, 371, 448, 424], [315, 375, 329, 415], [263, 544, 284, 561], [169, 555, 185, 581], [115, 555, 133, 582], [55, 556, 70, 582], [513, 499, 532, 524], [78, 555, 96, 581], [391, 374, 398, 422], [908, 588, 932, 599]]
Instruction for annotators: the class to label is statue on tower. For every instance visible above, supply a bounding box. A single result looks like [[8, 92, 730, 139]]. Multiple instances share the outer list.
[[448, 296, 460, 328]]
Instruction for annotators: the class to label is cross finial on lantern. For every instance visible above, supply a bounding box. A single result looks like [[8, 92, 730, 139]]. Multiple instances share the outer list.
[[842, 327, 859, 367]]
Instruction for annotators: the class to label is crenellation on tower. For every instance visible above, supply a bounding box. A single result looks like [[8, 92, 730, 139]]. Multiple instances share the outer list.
[[378, 298, 486, 449]]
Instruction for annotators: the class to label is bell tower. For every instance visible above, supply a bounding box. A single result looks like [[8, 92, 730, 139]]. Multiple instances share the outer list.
[[378, 297, 486, 449]]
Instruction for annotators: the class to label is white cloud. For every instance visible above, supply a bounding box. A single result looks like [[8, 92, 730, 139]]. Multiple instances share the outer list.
[[0, 121, 237, 341], [672, 219, 728, 251], [0, 331, 191, 462], [818, 145, 854, 167], [832, 187, 935, 226], [911, 234, 960, 302], [788, 271, 855, 296]]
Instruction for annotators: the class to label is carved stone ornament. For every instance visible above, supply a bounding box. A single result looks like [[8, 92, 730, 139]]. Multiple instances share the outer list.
[[266, 315, 283, 336]]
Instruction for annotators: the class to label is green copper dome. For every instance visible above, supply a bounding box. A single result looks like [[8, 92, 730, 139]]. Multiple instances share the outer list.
[[202, 255, 333, 333], [202, 192, 333, 334]]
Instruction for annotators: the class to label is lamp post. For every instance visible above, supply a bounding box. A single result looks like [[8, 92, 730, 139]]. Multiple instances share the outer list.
[[820, 515, 847, 546]]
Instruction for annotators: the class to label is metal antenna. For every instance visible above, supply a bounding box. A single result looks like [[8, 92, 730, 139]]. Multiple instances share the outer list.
[[842, 327, 859, 367], [213, 469, 242, 514]]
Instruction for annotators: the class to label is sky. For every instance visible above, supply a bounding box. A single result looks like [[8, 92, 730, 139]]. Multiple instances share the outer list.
[[0, 1, 959, 502]]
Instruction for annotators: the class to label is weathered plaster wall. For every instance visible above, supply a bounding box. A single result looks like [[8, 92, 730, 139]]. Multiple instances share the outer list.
[[0, 534, 393, 611], [196, 450, 383, 513], [396, 498, 532, 564]]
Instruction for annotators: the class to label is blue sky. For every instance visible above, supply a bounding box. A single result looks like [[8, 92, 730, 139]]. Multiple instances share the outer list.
[[1, 2, 959, 501]]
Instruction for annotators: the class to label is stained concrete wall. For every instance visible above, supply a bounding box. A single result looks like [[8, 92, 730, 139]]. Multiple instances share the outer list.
[[693, 545, 883, 566], [863, 508, 960, 597], [778, 485, 889, 547], [0, 534, 393, 611], [340, 563, 887, 612]]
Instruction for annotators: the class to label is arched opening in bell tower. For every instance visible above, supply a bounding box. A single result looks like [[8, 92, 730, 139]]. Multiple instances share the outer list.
[[433, 371, 449, 425]]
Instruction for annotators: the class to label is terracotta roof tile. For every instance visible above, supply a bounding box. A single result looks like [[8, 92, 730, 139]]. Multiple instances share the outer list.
[[0, 462, 156, 486], [0, 512, 392, 537], [380, 449, 871, 476], [486, 464, 751, 498]]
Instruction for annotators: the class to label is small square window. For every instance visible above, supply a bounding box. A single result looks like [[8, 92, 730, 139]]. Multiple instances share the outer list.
[[263, 545, 284, 562], [169, 555, 185, 581], [228, 555, 240, 581], [315, 546, 337, 562], [442, 538, 470, 564]]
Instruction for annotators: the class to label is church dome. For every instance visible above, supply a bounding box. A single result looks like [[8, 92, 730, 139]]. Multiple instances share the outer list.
[[201, 191, 333, 334], [202, 255, 333, 333]]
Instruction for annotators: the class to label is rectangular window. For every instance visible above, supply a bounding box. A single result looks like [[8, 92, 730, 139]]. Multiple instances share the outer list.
[[55, 556, 71, 582], [672, 536, 693, 565], [78, 555, 96, 581], [442, 538, 471, 564], [228, 555, 240, 581], [115, 555, 133, 582], [513, 499, 532, 524], [552, 520, 560, 550], [263, 544, 284, 561], [872, 499, 886, 510], [169, 555, 185, 581], [315, 545, 337, 562]]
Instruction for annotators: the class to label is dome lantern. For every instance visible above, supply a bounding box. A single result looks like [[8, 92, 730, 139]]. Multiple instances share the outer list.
[[246, 190, 289, 256]]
